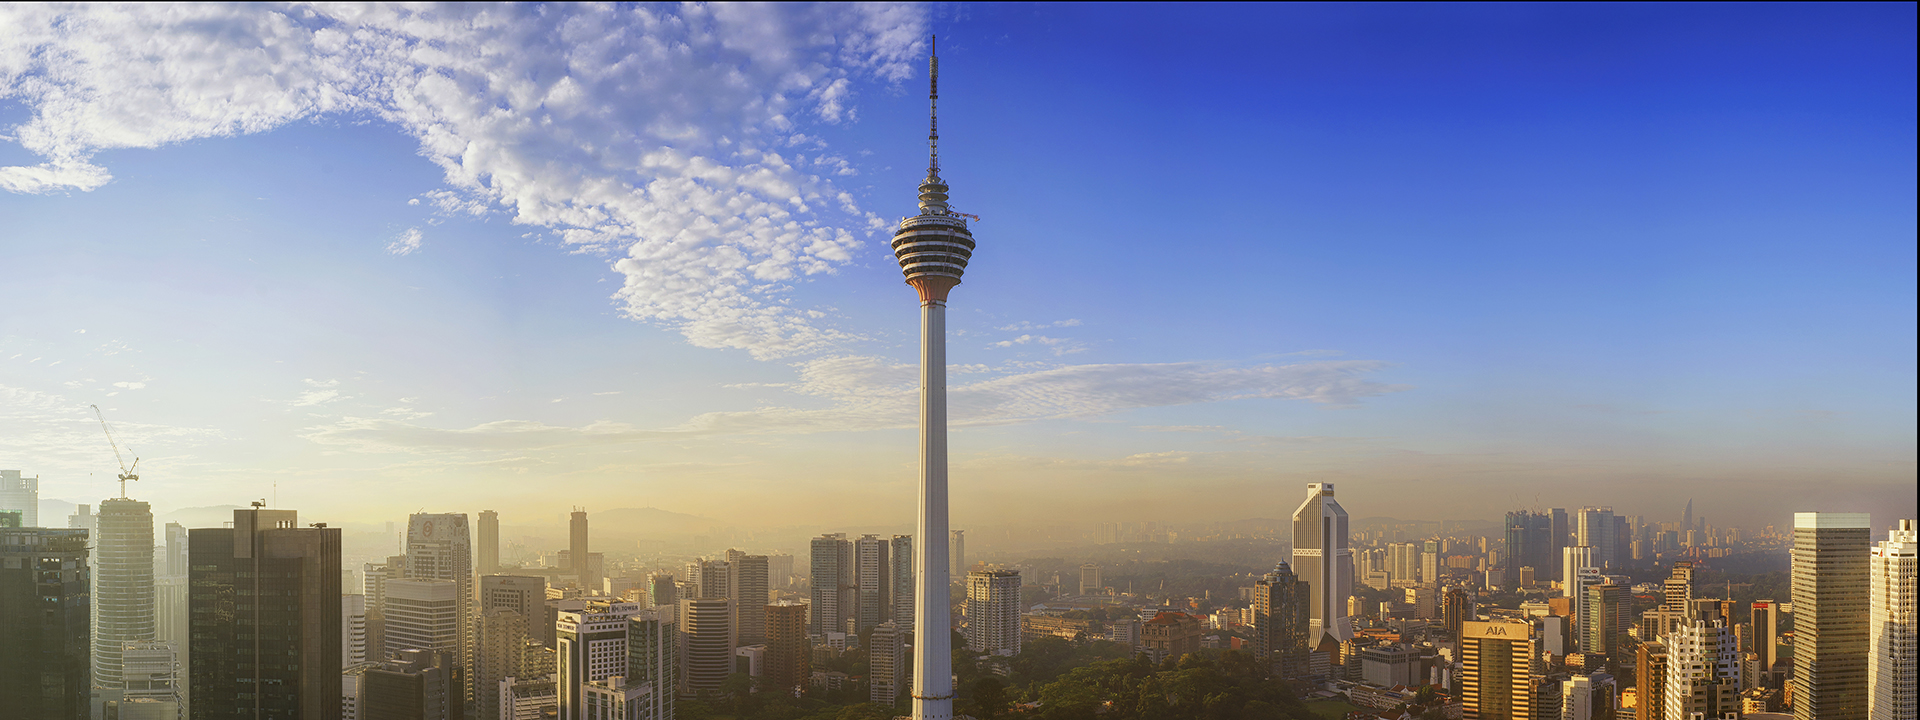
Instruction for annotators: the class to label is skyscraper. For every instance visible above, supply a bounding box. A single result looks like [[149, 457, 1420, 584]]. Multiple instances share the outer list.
[[1792, 511, 1872, 720], [95, 496, 157, 699], [809, 533, 851, 634], [730, 553, 770, 645], [1581, 581, 1625, 659], [0, 526, 90, 720], [569, 509, 591, 591], [1562, 546, 1595, 649], [1252, 562, 1310, 679], [1560, 672, 1615, 720], [1869, 518, 1916, 720], [1504, 511, 1551, 590], [764, 600, 811, 696], [362, 648, 461, 720], [1291, 483, 1355, 652], [1388, 542, 1420, 586], [1664, 560, 1695, 618], [1751, 599, 1781, 677], [1549, 508, 1570, 577], [1636, 641, 1668, 720], [965, 569, 1022, 657], [476, 608, 531, 720], [1575, 507, 1617, 569], [0, 469, 39, 527], [895, 37, 971, 720], [891, 535, 915, 632], [344, 593, 369, 666], [405, 512, 472, 705], [680, 597, 733, 695], [478, 509, 500, 576], [383, 579, 460, 661], [855, 534, 891, 633], [188, 507, 342, 720], [1461, 619, 1535, 720], [950, 529, 965, 577]]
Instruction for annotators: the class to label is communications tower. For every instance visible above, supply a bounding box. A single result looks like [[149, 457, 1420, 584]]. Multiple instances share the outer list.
[[895, 35, 973, 720]]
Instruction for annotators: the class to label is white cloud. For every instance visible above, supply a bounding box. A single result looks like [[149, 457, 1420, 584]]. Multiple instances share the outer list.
[[112, 381, 145, 390], [303, 378, 339, 388], [997, 319, 1082, 332], [292, 389, 340, 407], [387, 228, 423, 255], [0, 4, 928, 359], [299, 357, 1408, 453], [990, 333, 1085, 356]]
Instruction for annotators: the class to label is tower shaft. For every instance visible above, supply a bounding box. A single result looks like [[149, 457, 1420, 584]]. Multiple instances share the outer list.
[[912, 298, 953, 720]]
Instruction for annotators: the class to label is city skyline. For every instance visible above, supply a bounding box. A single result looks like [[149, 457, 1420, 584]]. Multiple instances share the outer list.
[[2, 4, 1914, 532]]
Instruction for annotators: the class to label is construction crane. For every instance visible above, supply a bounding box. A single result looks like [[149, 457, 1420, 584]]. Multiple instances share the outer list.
[[90, 404, 139, 499]]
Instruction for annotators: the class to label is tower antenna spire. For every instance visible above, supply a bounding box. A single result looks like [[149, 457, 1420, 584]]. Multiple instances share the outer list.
[[928, 34, 940, 177]]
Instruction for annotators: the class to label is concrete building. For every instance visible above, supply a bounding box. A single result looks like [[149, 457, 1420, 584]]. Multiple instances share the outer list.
[[478, 509, 500, 576], [1461, 619, 1534, 720], [384, 579, 460, 661], [0, 469, 38, 527], [344, 593, 369, 666], [1870, 518, 1916, 720], [870, 620, 910, 707], [951, 529, 965, 576], [1751, 599, 1782, 678], [188, 507, 341, 720], [1292, 483, 1355, 656], [966, 569, 1022, 656], [1575, 508, 1617, 569], [95, 497, 157, 700], [680, 597, 733, 695], [1, 527, 91, 719], [1141, 611, 1204, 664], [1792, 512, 1872, 720], [765, 600, 811, 696], [729, 552, 770, 645], [1080, 563, 1103, 595], [557, 600, 644, 717], [1561, 672, 1615, 720], [500, 676, 558, 720], [855, 535, 891, 634], [477, 607, 532, 720], [570, 509, 594, 593], [1388, 542, 1420, 587], [809, 533, 852, 634], [1664, 619, 1741, 720], [890, 535, 914, 632], [1636, 641, 1668, 720], [1359, 643, 1421, 687], [405, 512, 473, 705], [362, 648, 460, 720], [1253, 562, 1311, 678], [483, 574, 547, 617], [1582, 581, 1626, 660]]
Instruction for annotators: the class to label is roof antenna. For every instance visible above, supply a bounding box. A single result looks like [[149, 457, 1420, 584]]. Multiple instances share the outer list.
[[928, 34, 940, 178]]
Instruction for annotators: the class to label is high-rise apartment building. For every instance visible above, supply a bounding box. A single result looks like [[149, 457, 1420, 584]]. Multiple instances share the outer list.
[[477, 607, 531, 720], [1252, 562, 1310, 679], [1665, 561, 1694, 618], [95, 497, 157, 699], [188, 507, 342, 720], [764, 600, 811, 696], [1792, 512, 1872, 720], [966, 569, 1022, 656], [855, 535, 891, 633], [1869, 519, 1916, 720], [809, 533, 852, 634], [1460, 619, 1535, 720], [478, 509, 500, 576], [1663, 619, 1741, 720], [1388, 542, 1420, 586], [1292, 483, 1355, 651], [0, 469, 38, 527], [557, 600, 643, 716], [1575, 508, 1617, 569], [680, 597, 733, 695], [890, 535, 914, 632], [0, 527, 90, 719], [1751, 599, 1781, 677], [870, 620, 909, 707], [405, 512, 473, 705], [1421, 540, 1441, 587], [1636, 641, 1667, 720], [729, 552, 770, 645]]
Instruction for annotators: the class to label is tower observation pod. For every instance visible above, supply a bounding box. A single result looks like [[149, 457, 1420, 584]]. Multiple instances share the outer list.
[[896, 35, 970, 720]]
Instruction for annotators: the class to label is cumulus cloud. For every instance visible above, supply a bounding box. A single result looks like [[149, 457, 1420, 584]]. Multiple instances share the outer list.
[[0, 3, 927, 358]]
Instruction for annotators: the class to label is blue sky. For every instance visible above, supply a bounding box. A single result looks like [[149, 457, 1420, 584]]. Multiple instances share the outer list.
[[0, 3, 1912, 531]]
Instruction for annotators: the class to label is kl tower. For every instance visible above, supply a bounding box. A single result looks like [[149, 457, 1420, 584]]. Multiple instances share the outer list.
[[897, 36, 972, 720]]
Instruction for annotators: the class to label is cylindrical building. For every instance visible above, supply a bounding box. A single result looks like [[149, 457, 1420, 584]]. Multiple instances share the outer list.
[[95, 497, 156, 694]]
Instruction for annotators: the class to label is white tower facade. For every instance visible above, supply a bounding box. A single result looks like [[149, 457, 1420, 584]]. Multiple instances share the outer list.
[[1291, 483, 1354, 651], [895, 35, 973, 720], [95, 497, 157, 694], [1871, 519, 1916, 720]]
